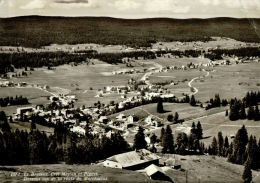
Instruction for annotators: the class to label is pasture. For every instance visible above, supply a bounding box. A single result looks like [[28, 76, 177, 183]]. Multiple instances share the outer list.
[[161, 154, 259, 183], [194, 62, 260, 102], [0, 87, 50, 115]]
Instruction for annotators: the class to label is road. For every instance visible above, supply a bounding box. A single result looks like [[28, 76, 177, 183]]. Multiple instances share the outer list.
[[187, 69, 210, 96]]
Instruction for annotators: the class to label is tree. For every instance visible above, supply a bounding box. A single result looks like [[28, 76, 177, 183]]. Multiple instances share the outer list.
[[191, 122, 196, 136], [217, 132, 224, 156], [167, 114, 173, 122], [242, 160, 252, 183], [246, 135, 258, 169], [224, 136, 229, 156], [254, 106, 259, 121], [174, 112, 179, 122], [150, 134, 157, 145], [1, 120, 11, 133], [232, 125, 248, 164], [176, 133, 188, 155], [225, 110, 228, 117], [160, 127, 165, 145], [247, 106, 255, 120], [239, 105, 247, 119], [157, 98, 164, 113], [188, 134, 195, 151], [133, 126, 147, 150], [162, 125, 174, 153], [211, 137, 218, 155], [190, 95, 196, 106], [196, 121, 203, 139]]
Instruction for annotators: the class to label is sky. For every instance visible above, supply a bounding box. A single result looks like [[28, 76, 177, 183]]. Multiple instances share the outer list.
[[0, 0, 260, 18]]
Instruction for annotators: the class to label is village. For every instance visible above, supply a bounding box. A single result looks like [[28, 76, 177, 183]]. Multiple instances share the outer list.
[[1, 38, 260, 182]]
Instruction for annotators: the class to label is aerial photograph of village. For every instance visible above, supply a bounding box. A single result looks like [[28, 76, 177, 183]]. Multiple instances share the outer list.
[[0, 0, 260, 182]]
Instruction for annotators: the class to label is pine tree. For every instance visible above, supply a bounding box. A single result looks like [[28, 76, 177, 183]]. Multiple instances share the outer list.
[[157, 98, 164, 113], [254, 106, 259, 121], [174, 112, 179, 122], [227, 142, 234, 162], [233, 125, 248, 164], [162, 125, 174, 153], [242, 160, 252, 183], [247, 136, 258, 169], [224, 136, 229, 156], [225, 110, 228, 117], [247, 106, 255, 120], [188, 134, 195, 151], [160, 127, 165, 145], [239, 105, 247, 119], [191, 122, 196, 136], [133, 126, 147, 150], [217, 132, 224, 156], [211, 137, 218, 155], [190, 95, 196, 106], [150, 134, 157, 145], [176, 133, 188, 155], [196, 121, 203, 139]]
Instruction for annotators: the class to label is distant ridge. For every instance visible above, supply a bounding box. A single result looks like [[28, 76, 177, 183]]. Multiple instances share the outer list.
[[0, 16, 259, 48]]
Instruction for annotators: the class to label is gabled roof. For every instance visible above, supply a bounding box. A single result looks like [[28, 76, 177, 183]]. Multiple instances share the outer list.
[[145, 164, 164, 176], [107, 149, 160, 168]]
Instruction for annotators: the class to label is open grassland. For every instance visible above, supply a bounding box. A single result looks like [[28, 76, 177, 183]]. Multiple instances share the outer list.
[[194, 62, 260, 102], [1, 17, 260, 48], [161, 154, 259, 183], [0, 164, 161, 183], [9, 122, 54, 134], [0, 87, 50, 115], [152, 57, 210, 67], [13, 61, 143, 107]]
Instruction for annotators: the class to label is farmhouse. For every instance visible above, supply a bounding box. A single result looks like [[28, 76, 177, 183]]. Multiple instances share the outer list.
[[99, 116, 109, 124], [103, 149, 160, 170], [16, 107, 34, 120]]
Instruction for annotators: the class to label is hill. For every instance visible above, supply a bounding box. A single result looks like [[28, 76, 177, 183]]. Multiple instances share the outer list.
[[0, 16, 260, 48]]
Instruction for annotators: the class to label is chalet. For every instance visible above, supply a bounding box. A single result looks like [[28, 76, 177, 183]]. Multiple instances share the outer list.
[[103, 149, 160, 170], [99, 116, 109, 124], [116, 113, 126, 121], [16, 107, 34, 120], [145, 164, 173, 182], [71, 126, 85, 136]]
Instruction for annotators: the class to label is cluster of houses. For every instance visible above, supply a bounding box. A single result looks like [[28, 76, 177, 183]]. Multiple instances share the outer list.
[[0, 81, 27, 87]]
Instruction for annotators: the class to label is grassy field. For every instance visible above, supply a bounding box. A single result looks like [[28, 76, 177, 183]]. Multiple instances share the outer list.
[[160, 154, 259, 183], [13, 61, 142, 107], [194, 62, 260, 102], [0, 87, 50, 115], [9, 122, 54, 134], [1, 17, 260, 48]]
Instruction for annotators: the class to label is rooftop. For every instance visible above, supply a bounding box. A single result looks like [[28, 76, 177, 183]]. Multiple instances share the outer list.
[[107, 149, 160, 168]]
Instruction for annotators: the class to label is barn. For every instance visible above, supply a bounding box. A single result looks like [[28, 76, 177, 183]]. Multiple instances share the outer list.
[[103, 149, 160, 170]]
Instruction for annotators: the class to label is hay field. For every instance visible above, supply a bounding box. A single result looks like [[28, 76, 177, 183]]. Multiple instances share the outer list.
[[194, 62, 260, 102]]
